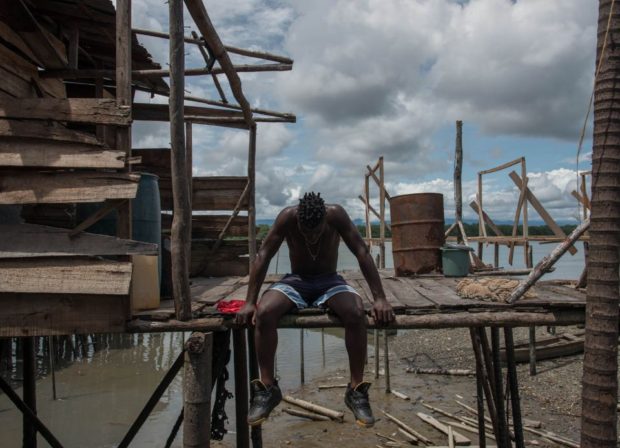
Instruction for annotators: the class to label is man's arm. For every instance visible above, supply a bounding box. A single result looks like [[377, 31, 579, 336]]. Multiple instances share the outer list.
[[234, 208, 289, 325], [332, 205, 394, 324]]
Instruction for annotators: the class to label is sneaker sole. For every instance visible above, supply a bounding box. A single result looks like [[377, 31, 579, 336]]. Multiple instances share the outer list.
[[248, 416, 267, 427], [345, 402, 375, 428]]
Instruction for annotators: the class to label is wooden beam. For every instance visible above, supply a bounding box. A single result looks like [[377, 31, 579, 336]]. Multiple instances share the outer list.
[[0, 98, 130, 125], [509, 171, 577, 255], [184, 0, 254, 125], [132, 102, 242, 121], [132, 27, 293, 64], [0, 258, 132, 295], [469, 201, 504, 236], [0, 172, 140, 204], [0, 223, 157, 258], [454, 121, 463, 243], [0, 119, 101, 144], [0, 139, 124, 169], [191, 30, 228, 103], [40, 64, 293, 80], [69, 199, 127, 237], [160, 176, 248, 211], [0, 21, 42, 66], [479, 157, 523, 176], [0, 293, 128, 337], [169, 0, 192, 321]]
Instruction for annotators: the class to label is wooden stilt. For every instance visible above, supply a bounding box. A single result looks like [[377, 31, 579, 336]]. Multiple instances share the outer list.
[[454, 121, 464, 244], [233, 329, 250, 448], [470, 328, 499, 438], [23, 337, 37, 448], [374, 329, 379, 378], [491, 329, 509, 448], [504, 328, 525, 448], [528, 327, 536, 376], [169, 0, 192, 320], [383, 329, 390, 392], [247, 330, 262, 448], [475, 358, 487, 448], [300, 329, 305, 384], [49, 336, 57, 400], [183, 332, 213, 448]]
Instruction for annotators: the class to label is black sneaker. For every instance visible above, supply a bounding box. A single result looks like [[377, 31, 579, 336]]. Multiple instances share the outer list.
[[247, 379, 282, 426], [344, 382, 375, 428]]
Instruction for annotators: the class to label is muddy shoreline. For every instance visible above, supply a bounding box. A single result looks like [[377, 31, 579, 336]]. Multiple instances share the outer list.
[[214, 325, 597, 448]]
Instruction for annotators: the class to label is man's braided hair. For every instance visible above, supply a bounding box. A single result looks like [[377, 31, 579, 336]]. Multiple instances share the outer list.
[[298, 192, 326, 229]]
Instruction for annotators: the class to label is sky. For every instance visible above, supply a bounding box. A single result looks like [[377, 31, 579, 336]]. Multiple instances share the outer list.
[[129, 0, 597, 223]]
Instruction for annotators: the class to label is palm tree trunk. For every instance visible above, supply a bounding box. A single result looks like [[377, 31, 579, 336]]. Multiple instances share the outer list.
[[581, 2, 620, 446]]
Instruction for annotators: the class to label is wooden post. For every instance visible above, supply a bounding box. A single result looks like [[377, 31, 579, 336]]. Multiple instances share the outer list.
[[115, 0, 132, 239], [474, 354, 487, 448], [470, 328, 499, 438], [364, 174, 372, 246], [494, 243, 499, 268], [528, 327, 537, 376], [379, 157, 386, 268], [374, 329, 379, 379], [521, 158, 529, 267], [186, 121, 193, 263], [248, 124, 257, 263], [169, 0, 192, 320], [23, 337, 37, 448], [48, 336, 57, 400], [455, 121, 464, 244], [183, 332, 213, 448], [233, 329, 250, 448]]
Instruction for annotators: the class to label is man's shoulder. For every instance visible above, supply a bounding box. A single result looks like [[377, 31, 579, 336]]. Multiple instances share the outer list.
[[275, 206, 297, 224]]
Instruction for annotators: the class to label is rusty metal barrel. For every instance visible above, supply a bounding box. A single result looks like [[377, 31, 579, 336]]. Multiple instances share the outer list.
[[389, 193, 445, 276]]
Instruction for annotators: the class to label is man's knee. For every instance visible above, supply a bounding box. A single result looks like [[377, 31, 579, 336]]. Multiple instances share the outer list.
[[334, 294, 366, 326]]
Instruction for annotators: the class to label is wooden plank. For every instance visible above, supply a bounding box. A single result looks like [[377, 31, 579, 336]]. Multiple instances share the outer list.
[[0, 22, 42, 66], [132, 103, 242, 121], [0, 119, 101, 144], [469, 201, 504, 236], [0, 257, 132, 295], [356, 277, 405, 310], [160, 176, 248, 210], [0, 293, 127, 337], [19, 27, 68, 69], [35, 77, 66, 98], [162, 213, 249, 237], [416, 412, 471, 445], [509, 171, 577, 255], [349, 279, 374, 309], [0, 139, 124, 168], [0, 223, 158, 258], [0, 42, 38, 81], [0, 171, 140, 204], [409, 278, 483, 309], [133, 148, 170, 178], [387, 277, 440, 309], [0, 65, 36, 97], [0, 98, 131, 125]]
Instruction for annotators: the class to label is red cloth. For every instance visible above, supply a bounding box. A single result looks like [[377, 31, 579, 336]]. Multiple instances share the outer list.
[[216, 299, 246, 314]]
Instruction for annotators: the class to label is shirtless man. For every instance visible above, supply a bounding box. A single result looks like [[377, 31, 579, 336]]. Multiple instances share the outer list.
[[235, 192, 395, 428]]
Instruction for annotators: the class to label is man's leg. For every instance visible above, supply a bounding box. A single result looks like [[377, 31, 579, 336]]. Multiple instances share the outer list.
[[254, 290, 295, 385], [325, 292, 367, 387]]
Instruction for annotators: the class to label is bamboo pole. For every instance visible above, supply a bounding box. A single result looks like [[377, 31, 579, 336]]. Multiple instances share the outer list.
[[507, 219, 590, 304], [381, 410, 432, 444], [283, 408, 331, 421], [169, 0, 192, 320], [183, 332, 213, 448]]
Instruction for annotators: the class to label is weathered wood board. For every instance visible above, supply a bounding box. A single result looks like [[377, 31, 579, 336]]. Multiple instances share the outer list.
[[160, 176, 248, 210], [0, 293, 128, 336], [132, 103, 242, 121], [0, 139, 124, 168], [0, 172, 140, 204], [0, 224, 158, 258], [0, 119, 101, 144], [0, 98, 131, 125], [162, 214, 249, 237], [0, 257, 132, 295]]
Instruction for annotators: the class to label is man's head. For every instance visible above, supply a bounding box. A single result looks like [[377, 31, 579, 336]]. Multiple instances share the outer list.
[[298, 192, 326, 230]]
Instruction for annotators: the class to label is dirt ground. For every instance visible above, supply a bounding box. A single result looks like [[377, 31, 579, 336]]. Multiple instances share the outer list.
[[212, 325, 603, 447]]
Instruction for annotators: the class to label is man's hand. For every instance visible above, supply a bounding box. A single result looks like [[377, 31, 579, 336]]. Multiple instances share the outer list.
[[372, 299, 395, 326], [234, 303, 257, 326]]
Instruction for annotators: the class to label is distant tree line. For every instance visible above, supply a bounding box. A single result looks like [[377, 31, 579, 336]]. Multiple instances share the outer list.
[[256, 222, 578, 240]]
